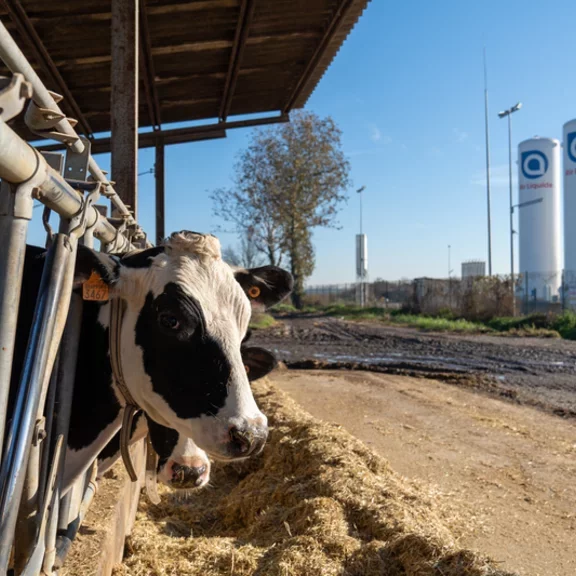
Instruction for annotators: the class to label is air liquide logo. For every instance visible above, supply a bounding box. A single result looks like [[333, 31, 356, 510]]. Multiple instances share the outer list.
[[568, 132, 576, 164], [521, 150, 548, 179]]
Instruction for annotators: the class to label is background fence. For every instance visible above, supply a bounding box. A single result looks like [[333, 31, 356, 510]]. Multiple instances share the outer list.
[[306, 270, 576, 319]]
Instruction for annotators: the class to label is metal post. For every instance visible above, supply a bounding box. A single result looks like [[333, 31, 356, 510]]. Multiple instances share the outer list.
[[525, 271, 529, 315], [508, 114, 516, 315], [500, 103, 521, 314], [360, 190, 364, 308], [0, 234, 76, 573], [155, 141, 165, 245], [0, 117, 135, 251], [54, 464, 98, 569], [0, 181, 33, 462], [483, 48, 492, 276], [111, 0, 139, 219], [0, 21, 145, 241], [448, 244, 452, 309]]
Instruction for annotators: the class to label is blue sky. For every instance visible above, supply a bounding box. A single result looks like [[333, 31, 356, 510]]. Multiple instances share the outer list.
[[27, 0, 576, 284]]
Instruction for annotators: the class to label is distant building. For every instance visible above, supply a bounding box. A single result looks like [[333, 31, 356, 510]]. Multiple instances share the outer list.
[[461, 260, 486, 279]]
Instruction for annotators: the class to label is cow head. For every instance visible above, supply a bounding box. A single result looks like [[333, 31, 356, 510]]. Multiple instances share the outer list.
[[74, 231, 292, 461], [146, 344, 277, 490]]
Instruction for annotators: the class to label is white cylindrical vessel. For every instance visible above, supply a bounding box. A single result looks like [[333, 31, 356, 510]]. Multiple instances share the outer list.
[[518, 137, 562, 301], [563, 120, 576, 308], [355, 234, 368, 278]]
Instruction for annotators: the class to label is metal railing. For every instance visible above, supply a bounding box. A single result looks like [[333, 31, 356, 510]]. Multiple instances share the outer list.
[[0, 20, 146, 575], [307, 271, 576, 319]]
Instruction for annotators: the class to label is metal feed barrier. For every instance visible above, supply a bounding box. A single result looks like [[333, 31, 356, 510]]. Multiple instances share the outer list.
[[0, 20, 148, 576]]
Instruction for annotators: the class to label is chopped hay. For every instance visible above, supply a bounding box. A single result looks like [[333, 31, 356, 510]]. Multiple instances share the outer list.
[[114, 379, 518, 576]]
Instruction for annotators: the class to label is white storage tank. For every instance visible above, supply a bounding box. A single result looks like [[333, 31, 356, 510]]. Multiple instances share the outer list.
[[518, 137, 562, 301], [564, 120, 576, 270], [563, 120, 576, 308], [355, 234, 368, 278]]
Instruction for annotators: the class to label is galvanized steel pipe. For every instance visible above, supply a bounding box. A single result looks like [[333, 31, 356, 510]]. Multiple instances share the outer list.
[[0, 20, 144, 237], [0, 118, 134, 252]]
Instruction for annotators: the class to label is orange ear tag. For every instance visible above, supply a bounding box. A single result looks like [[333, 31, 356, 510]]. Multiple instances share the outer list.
[[82, 271, 109, 302], [248, 286, 261, 299]]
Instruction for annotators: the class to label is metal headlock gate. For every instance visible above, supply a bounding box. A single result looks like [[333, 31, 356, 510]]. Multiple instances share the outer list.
[[0, 17, 146, 576], [0, 0, 370, 572]]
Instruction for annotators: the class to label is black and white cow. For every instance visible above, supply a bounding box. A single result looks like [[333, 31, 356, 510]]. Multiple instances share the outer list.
[[11, 231, 292, 493], [97, 345, 278, 490]]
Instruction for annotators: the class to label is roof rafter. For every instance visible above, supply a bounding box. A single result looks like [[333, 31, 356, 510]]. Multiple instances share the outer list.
[[283, 0, 356, 113], [139, 0, 161, 130], [219, 0, 256, 122]]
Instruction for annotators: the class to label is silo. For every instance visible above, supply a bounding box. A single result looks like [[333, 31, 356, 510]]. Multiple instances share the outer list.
[[563, 120, 576, 307], [518, 137, 562, 301]]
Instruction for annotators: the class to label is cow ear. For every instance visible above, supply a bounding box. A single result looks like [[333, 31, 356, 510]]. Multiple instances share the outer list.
[[242, 346, 278, 381], [73, 245, 120, 288], [234, 266, 293, 309]]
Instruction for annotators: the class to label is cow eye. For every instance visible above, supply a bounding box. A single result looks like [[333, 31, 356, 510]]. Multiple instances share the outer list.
[[159, 314, 180, 330]]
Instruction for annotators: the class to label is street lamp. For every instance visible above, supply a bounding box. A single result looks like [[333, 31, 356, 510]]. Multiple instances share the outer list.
[[498, 101, 522, 314], [483, 48, 492, 276], [357, 186, 365, 235]]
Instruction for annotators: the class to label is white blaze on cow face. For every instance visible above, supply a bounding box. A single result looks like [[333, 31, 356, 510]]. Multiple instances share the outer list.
[[75, 231, 292, 462]]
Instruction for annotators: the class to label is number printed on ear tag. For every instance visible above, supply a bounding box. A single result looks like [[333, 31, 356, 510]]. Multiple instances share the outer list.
[[83, 271, 109, 301]]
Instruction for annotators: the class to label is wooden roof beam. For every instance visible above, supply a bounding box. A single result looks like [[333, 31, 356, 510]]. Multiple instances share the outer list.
[[219, 0, 256, 122], [1, 0, 94, 138], [36, 113, 289, 154], [139, 0, 162, 130]]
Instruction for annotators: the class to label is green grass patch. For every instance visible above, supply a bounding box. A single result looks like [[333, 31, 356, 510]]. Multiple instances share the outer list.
[[310, 305, 487, 333], [278, 303, 576, 340], [550, 311, 576, 340], [322, 305, 388, 320], [389, 314, 489, 333], [487, 311, 576, 340], [249, 312, 276, 330]]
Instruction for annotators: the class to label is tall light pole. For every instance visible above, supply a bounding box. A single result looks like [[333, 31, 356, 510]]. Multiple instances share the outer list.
[[357, 186, 365, 235], [499, 102, 522, 314], [448, 244, 453, 308], [356, 186, 366, 307], [483, 48, 493, 276]]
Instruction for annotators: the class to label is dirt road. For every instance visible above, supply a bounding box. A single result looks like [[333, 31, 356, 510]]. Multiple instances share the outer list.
[[271, 369, 576, 576], [252, 316, 576, 418]]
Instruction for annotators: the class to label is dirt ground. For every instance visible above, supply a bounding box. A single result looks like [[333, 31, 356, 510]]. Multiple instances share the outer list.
[[272, 369, 576, 576], [252, 317, 576, 417]]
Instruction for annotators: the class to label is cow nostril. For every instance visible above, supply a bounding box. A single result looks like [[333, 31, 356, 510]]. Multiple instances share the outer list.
[[193, 465, 207, 478], [229, 426, 253, 455]]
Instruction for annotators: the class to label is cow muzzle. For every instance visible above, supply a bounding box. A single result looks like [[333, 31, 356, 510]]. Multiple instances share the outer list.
[[158, 458, 211, 489]]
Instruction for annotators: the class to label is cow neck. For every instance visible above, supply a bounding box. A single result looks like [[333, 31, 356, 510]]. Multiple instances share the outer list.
[[109, 296, 141, 482]]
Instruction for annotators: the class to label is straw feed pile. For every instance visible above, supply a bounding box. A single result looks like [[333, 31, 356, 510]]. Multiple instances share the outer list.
[[115, 378, 517, 576]]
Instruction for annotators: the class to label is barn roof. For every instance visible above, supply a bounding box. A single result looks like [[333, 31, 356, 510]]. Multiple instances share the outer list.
[[0, 0, 370, 148]]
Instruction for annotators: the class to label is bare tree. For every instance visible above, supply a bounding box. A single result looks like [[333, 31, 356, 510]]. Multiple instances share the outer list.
[[223, 230, 265, 269], [211, 111, 350, 308]]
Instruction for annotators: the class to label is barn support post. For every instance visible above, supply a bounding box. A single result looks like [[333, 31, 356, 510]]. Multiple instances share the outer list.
[[155, 140, 165, 245], [111, 0, 139, 220]]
